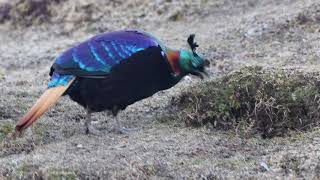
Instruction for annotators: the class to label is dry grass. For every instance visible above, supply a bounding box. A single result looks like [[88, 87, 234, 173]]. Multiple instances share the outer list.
[[0, 122, 13, 142]]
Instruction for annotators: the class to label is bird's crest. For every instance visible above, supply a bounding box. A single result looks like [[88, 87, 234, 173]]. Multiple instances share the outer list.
[[187, 34, 210, 67], [187, 34, 199, 55]]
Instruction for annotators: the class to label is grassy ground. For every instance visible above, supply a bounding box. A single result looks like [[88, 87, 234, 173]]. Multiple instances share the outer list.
[[1, 0, 320, 179]]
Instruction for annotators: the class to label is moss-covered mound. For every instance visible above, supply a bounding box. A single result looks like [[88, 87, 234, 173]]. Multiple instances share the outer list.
[[173, 66, 320, 138]]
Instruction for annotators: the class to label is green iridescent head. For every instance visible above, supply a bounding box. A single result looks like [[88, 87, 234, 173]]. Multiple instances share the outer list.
[[179, 34, 210, 79]]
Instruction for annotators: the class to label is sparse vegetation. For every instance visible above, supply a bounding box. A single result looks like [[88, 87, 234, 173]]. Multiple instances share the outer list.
[[0, 138, 35, 158], [46, 168, 77, 180], [0, 122, 14, 142], [0, 0, 60, 27], [173, 66, 320, 138], [280, 154, 303, 176], [15, 164, 41, 178], [14, 165, 76, 180]]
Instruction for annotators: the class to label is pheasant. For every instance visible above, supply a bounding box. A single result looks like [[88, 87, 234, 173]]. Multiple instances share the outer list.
[[15, 30, 209, 134]]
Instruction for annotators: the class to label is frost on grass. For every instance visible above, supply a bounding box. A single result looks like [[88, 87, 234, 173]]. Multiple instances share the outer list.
[[172, 66, 320, 138]]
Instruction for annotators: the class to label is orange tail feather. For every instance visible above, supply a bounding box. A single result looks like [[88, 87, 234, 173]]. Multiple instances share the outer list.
[[16, 79, 75, 132]]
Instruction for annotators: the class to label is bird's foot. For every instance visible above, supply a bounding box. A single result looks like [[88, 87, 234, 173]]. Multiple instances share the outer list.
[[85, 122, 104, 136], [109, 127, 140, 134]]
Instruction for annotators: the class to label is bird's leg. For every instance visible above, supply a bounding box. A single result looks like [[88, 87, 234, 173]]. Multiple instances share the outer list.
[[84, 109, 102, 135], [84, 109, 92, 134], [112, 114, 123, 134], [109, 106, 139, 134], [110, 106, 123, 134]]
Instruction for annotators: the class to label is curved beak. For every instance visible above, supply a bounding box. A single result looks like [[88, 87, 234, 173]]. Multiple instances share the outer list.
[[189, 59, 210, 79], [190, 69, 209, 80]]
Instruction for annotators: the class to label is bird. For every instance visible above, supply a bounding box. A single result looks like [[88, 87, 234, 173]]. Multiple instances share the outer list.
[[15, 30, 209, 134]]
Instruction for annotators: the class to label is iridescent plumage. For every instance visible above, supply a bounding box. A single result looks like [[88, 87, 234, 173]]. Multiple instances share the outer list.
[[50, 30, 163, 87], [16, 30, 208, 133]]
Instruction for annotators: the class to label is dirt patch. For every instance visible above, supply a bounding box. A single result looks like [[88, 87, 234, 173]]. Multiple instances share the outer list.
[[172, 66, 320, 138], [0, 0, 108, 28], [0, 0, 60, 26]]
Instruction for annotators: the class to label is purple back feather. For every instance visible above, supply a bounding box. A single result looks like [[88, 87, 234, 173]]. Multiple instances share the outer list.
[[49, 30, 162, 87]]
